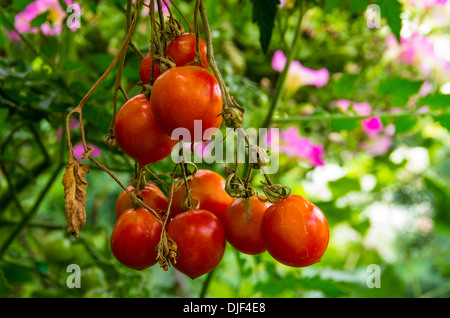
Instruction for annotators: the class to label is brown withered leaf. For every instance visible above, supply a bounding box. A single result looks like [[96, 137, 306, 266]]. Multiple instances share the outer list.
[[156, 230, 179, 271], [62, 158, 90, 238]]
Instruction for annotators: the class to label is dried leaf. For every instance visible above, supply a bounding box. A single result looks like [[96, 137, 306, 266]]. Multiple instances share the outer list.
[[62, 158, 90, 238], [156, 231, 179, 271]]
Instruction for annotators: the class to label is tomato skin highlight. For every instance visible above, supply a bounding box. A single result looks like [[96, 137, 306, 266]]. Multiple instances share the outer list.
[[115, 184, 169, 219], [168, 209, 226, 279], [170, 169, 233, 223], [166, 33, 209, 68], [261, 195, 329, 267], [110, 208, 163, 270], [150, 66, 223, 142], [139, 53, 161, 84], [114, 94, 177, 166], [222, 196, 272, 255]]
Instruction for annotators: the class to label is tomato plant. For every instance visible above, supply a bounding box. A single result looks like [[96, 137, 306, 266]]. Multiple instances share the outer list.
[[222, 196, 272, 255], [150, 66, 223, 142], [171, 169, 233, 222], [166, 33, 209, 68], [167, 209, 226, 279], [110, 208, 163, 270], [261, 195, 330, 267], [115, 184, 168, 219], [114, 94, 177, 166], [139, 53, 161, 84]]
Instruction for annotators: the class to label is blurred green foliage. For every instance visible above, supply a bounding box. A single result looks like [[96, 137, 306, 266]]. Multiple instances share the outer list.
[[0, 0, 450, 298]]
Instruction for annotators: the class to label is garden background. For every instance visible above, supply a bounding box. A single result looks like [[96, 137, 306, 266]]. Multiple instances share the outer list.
[[0, 0, 450, 298]]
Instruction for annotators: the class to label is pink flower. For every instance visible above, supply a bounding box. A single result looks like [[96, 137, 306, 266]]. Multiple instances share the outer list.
[[267, 127, 325, 167], [405, 0, 448, 9], [73, 142, 101, 160], [360, 135, 393, 157], [141, 0, 171, 16], [386, 33, 450, 76], [334, 99, 372, 116], [271, 50, 329, 94], [362, 117, 384, 137], [8, 0, 79, 39]]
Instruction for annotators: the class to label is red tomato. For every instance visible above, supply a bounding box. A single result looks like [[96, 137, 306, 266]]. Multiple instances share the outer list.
[[170, 169, 233, 222], [110, 208, 163, 270], [168, 209, 226, 279], [166, 33, 209, 68], [114, 94, 177, 166], [150, 66, 222, 142], [139, 53, 161, 84], [115, 184, 168, 219], [222, 196, 272, 255], [261, 195, 329, 267]]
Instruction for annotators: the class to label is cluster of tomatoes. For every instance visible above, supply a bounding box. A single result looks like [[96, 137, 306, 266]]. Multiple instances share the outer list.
[[109, 33, 330, 279], [111, 169, 329, 279]]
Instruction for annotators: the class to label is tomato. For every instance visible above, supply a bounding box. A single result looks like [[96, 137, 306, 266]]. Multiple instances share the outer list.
[[41, 231, 76, 263], [115, 184, 168, 219], [261, 195, 329, 267], [168, 209, 226, 279], [110, 208, 163, 270], [114, 94, 177, 166], [139, 53, 161, 84], [171, 169, 233, 222], [166, 33, 209, 68], [150, 66, 222, 142], [222, 196, 272, 255]]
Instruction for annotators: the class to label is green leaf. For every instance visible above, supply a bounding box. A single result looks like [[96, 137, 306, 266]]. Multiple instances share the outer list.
[[350, 0, 370, 13], [324, 0, 345, 13], [30, 12, 48, 28], [418, 93, 450, 110], [377, 0, 403, 42], [433, 113, 450, 131], [376, 77, 422, 107], [329, 177, 361, 197], [333, 74, 358, 99], [251, 0, 279, 54], [394, 116, 417, 133]]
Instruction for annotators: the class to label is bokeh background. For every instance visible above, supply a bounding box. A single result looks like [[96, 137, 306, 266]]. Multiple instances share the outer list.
[[0, 0, 449, 298]]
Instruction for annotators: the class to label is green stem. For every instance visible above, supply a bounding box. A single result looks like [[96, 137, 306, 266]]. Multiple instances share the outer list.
[[273, 108, 450, 123], [199, 269, 215, 298], [261, 0, 305, 129]]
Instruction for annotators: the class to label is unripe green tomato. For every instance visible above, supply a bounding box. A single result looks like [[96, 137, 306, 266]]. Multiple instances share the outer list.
[[81, 266, 106, 291], [41, 231, 76, 264]]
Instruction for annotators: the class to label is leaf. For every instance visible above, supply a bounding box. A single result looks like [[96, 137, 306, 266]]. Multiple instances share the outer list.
[[30, 12, 48, 28], [329, 177, 360, 197], [418, 93, 450, 110], [62, 158, 90, 238], [251, 0, 279, 54], [324, 0, 345, 13], [333, 74, 358, 99], [433, 113, 450, 131], [376, 77, 422, 107], [394, 116, 417, 133], [377, 0, 403, 42]]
